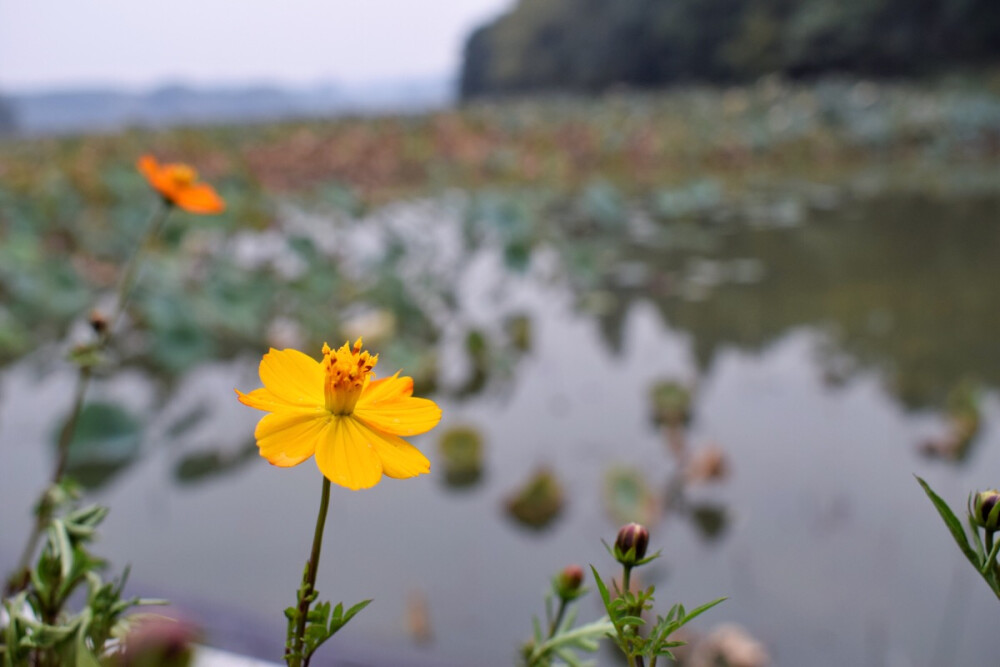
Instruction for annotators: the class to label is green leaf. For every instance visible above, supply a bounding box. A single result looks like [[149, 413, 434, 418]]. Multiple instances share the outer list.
[[532, 616, 543, 643], [916, 476, 979, 568], [968, 512, 986, 559], [48, 520, 74, 579], [681, 597, 726, 624], [339, 599, 372, 627], [529, 617, 616, 662], [589, 566, 611, 607], [981, 539, 1000, 575]]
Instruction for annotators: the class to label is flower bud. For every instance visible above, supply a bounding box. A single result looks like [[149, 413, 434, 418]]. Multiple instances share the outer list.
[[116, 616, 199, 667], [553, 564, 585, 600], [88, 310, 108, 335], [970, 490, 1000, 532], [614, 523, 650, 567]]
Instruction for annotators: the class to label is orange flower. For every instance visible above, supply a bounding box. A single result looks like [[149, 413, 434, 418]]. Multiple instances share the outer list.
[[137, 155, 225, 214]]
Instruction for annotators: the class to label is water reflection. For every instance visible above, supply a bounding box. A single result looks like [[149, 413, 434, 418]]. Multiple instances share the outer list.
[[588, 194, 1000, 410], [437, 425, 486, 490], [60, 401, 142, 489], [505, 467, 565, 531], [173, 441, 257, 486], [918, 378, 983, 463]]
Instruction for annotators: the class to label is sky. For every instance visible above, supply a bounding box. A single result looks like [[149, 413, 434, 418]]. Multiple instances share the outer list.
[[0, 1, 513, 93]]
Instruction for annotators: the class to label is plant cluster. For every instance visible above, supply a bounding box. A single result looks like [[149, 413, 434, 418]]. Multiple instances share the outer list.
[[523, 523, 725, 667]]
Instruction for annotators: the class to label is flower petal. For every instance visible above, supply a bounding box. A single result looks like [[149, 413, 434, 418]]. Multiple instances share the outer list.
[[174, 183, 226, 214], [359, 373, 413, 404], [255, 410, 329, 467], [349, 418, 431, 480], [236, 387, 299, 412], [315, 416, 383, 490], [259, 348, 324, 407], [355, 374, 441, 436], [137, 155, 160, 181]]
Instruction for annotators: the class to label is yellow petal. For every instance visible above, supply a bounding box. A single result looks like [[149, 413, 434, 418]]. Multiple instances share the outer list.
[[355, 374, 441, 436], [236, 387, 299, 412], [349, 417, 431, 480], [255, 410, 329, 467], [315, 416, 383, 490], [259, 348, 324, 407], [360, 373, 413, 403]]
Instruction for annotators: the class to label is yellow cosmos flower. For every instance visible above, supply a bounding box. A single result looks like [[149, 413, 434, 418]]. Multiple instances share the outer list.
[[236, 339, 441, 490]]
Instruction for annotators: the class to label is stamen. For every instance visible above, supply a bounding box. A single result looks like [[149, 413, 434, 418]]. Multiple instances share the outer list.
[[167, 164, 197, 187], [322, 338, 378, 414]]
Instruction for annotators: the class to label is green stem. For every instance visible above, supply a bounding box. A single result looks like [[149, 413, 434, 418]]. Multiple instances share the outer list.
[[288, 477, 332, 667], [621, 565, 647, 667], [621, 565, 636, 667], [985, 531, 1000, 598], [547, 598, 569, 639], [108, 200, 172, 333], [6, 201, 171, 593]]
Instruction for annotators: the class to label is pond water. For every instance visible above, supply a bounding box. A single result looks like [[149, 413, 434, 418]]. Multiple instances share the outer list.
[[2, 189, 1000, 666]]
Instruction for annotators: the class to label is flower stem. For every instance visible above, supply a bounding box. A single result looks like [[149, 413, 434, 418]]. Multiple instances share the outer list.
[[620, 565, 646, 667], [288, 477, 332, 667], [985, 531, 1000, 598], [109, 200, 172, 332], [5, 201, 171, 593], [547, 598, 569, 639]]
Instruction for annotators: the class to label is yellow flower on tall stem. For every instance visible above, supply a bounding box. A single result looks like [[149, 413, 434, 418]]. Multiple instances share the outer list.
[[237, 339, 440, 490], [239, 339, 440, 664]]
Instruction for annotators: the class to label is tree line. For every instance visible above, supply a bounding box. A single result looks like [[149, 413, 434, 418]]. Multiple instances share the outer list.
[[460, 0, 1000, 98]]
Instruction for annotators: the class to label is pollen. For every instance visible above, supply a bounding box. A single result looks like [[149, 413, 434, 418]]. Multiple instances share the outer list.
[[322, 338, 378, 414], [166, 164, 198, 188]]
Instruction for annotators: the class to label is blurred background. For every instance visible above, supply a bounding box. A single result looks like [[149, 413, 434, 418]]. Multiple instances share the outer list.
[[2, 1, 1000, 665]]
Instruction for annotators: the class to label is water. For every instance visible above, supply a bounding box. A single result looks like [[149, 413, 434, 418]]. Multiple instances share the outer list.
[[2, 190, 1000, 666]]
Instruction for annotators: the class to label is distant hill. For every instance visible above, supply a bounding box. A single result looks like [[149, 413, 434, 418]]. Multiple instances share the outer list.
[[460, 0, 1000, 98], [3, 78, 452, 136]]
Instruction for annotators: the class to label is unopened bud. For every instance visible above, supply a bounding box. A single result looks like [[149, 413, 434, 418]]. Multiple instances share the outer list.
[[553, 564, 585, 600], [614, 523, 650, 567], [970, 490, 1000, 532], [88, 310, 108, 335], [116, 616, 199, 667]]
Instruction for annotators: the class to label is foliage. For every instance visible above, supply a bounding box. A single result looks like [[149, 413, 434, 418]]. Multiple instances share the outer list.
[[0, 483, 163, 666], [460, 0, 1000, 97], [283, 589, 371, 667], [590, 565, 725, 666], [521, 569, 614, 667], [917, 477, 1000, 600]]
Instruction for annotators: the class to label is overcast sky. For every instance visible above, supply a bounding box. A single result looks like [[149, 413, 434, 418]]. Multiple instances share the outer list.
[[0, 1, 512, 92]]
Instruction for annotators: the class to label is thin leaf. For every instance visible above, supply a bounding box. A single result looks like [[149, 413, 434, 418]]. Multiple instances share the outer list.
[[916, 476, 980, 568], [679, 597, 727, 626], [618, 615, 645, 627], [968, 512, 986, 559], [981, 539, 1000, 575], [49, 520, 74, 579], [589, 566, 611, 607], [532, 617, 616, 658], [340, 599, 372, 626]]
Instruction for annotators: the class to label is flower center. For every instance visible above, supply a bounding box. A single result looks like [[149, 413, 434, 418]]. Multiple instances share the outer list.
[[322, 338, 378, 415], [166, 164, 198, 188]]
